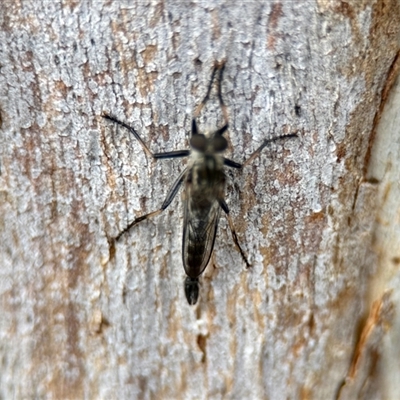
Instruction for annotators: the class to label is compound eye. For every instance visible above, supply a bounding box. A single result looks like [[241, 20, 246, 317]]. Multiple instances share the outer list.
[[190, 134, 207, 152], [211, 135, 227, 152]]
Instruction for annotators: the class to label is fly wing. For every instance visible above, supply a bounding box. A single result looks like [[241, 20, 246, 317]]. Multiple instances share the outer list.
[[182, 198, 221, 278]]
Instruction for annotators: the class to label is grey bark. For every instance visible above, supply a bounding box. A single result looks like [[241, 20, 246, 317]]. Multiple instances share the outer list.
[[1, 1, 399, 399]]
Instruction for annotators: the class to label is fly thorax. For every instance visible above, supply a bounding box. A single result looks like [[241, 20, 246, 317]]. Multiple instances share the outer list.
[[193, 154, 224, 188]]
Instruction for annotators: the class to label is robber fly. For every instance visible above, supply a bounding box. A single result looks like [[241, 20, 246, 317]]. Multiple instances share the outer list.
[[103, 62, 297, 305]]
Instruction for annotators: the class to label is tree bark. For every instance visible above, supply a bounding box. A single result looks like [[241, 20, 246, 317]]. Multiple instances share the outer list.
[[1, 1, 399, 399]]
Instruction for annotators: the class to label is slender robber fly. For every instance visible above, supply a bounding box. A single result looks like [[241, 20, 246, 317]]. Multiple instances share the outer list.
[[103, 62, 297, 305]]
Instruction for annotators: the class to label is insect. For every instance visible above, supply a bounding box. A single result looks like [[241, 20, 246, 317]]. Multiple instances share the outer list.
[[103, 62, 297, 305]]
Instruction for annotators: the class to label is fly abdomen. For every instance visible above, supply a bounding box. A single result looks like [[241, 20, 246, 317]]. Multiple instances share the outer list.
[[182, 203, 221, 279], [184, 277, 199, 305], [186, 221, 210, 277]]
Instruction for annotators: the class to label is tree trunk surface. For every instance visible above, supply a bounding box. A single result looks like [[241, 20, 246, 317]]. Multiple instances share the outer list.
[[1, 1, 399, 399]]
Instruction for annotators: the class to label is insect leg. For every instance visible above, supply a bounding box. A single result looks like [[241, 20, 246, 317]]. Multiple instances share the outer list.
[[154, 150, 190, 159], [192, 64, 220, 118], [218, 199, 250, 268], [114, 167, 188, 241], [192, 61, 229, 138], [223, 157, 242, 169], [198, 62, 229, 133], [103, 114, 190, 160], [242, 134, 298, 167], [215, 62, 230, 126]]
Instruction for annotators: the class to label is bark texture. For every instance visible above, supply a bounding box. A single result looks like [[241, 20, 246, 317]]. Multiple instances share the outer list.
[[1, 1, 399, 399]]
